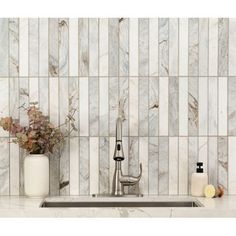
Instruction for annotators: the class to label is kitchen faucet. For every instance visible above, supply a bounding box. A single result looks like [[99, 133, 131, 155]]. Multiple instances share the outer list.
[[111, 116, 142, 196]]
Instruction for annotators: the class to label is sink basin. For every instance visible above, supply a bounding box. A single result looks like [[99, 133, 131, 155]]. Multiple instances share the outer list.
[[41, 200, 203, 208]]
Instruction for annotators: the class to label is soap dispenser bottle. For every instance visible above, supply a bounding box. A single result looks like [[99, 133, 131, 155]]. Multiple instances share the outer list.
[[191, 162, 208, 197]]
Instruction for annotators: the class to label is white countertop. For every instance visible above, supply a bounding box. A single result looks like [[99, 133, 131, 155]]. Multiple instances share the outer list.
[[0, 195, 236, 217]]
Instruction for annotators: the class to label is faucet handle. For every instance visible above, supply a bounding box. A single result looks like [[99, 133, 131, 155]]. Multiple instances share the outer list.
[[120, 163, 142, 186]]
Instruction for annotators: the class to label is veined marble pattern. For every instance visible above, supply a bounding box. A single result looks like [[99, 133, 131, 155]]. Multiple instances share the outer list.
[[0, 18, 234, 196]]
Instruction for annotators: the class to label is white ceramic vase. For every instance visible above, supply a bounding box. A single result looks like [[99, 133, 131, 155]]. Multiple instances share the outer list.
[[24, 154, 49, 197]]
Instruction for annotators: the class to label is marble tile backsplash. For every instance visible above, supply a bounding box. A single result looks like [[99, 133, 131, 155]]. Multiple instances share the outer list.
[[0, 18, 235, 196]]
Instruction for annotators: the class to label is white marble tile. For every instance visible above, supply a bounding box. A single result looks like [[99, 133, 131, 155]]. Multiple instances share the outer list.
[[9, 75, 19, 121], [198, 137, 208, 171], [159, 77, 169, 136], [19, 18, 28, 76], [198, 77, 208, 136], [159, 18, 169, 76], [29, 77, 39, 103], [229, 19, 236, 76], [89, 137, 99, 194], [99, 18, 108, 76], [119, 18, 129, 76], [148, 137, 158, 195], [179, 77, 188, 136], [208, 77, 218, 136], [229, 137, 236, 194], [69, 137, 79, 195], [59, 18, 69, 77], [169, 18, 178, 76], [129, 77, 138, 136], [10, 138, 19, 195], [208, 137, 218, 186], [218, 77, 227, 136], [89, 19, 98, 76], [109, 137, 115, 192], [149, 18, 158, 76], [78, 18, 89, 76], [208, 18, 218, 76], [139, 137, 148, 195], [0, 138, 9, 195], [129, 18, 138, 76], [169, 137, 178, 195], [199, 18, 209, 76], [179, 18, 188, 76], [9, 18, 19, 77], [49, 18, 58, 77], [39, 18, 48, 76], [79, 77, 89, 136], [60, 138, 69, 195], [149, 77, 158, 136], [139, 19, 149, 76], [19, 77, 29, 127], [179, 137, 188, 195], [0, 19, 8, 76], [29, 18, 39, 76], [39, 77, 49, 116]]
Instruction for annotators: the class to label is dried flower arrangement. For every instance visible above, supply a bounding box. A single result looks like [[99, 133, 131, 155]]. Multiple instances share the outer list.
[[0, 102, 78, 155]]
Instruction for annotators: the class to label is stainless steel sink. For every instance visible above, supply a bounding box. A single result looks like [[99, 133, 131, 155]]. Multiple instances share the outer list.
[[41, 200, 203, 208]]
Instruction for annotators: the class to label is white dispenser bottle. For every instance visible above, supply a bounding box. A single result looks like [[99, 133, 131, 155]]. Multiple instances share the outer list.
[[191, 162, 208, 197]]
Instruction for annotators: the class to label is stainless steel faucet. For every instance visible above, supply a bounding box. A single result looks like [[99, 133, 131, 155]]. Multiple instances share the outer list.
[[111, 116, 142, 196]]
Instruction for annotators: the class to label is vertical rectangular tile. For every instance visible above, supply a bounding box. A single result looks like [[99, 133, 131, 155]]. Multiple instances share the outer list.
[[78, 18, 88, 76], [158, 18, 169, 76], [79, 137, 89, 195], [19, 18, 28, 76], [89, 18, 98, 76], [29, 18, 39, 76], [39, 18, 48, 76], [79, 77, 89, 136], [9, 18, 19, 77], [218, 137, 228, 193], [188, 18, 199, 76], [188, 137, 198, 193], [148, 137, 158, 195], [59, 77, 69, 195], [198, 137, 208, 170], [69, 18, 78, 76], [208, 137, 218, 186], [10, 138, 19, 195], [89, 77, 99, 136], [99, 18, 108, 76], [109, 137, 115, 192], [229, 137, 236, 194], [99, 137, 109, 194], [229, 19, 236, 76], [159, 77, 168, 136], [218, 18, 229, 76], [69, 137, 79, 195], [39, 77, 49, 116], [129, 77, 138, 136], [0, 78, 9, 137], [149, 18, 158, 76], [109, 77, 118, 136], [179, 18, 188, 76], [99, 77, 108, 136], [119, 18, 129, 76], [208, 77, 218, 136], [198, 77, 208, 136], [179, 77, 188, 136], [169, 18, 178, 76], [90, 137, 99, 194], [199, 19, 209, 76], [188, 77, 198, 136], [169, 76, 179, 136], [229, 77, 236, 135], [29, 77, 39, 103], [139, 77, 148, 136], [49, 18, 58, 77], [139, 18, 149, 76], [159, 137, 168, 195], [218, 77, 227, 136], [128, 137, 139, 194], [59, 18, 69, 77], [209, 18, 218, 76], [0, 138, 9, 195], [149, 77, 158, 136], [0, 19, 8, 76], [129, 18, 138, 76], [109, 18, 119, 76], [169, 137, 178, 195], [139, 137, 148, 195], [179, 137, 188, 195]]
